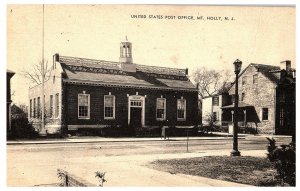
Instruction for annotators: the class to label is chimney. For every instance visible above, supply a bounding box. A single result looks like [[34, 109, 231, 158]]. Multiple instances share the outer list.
[[280, 60, 292, 76], [185, 68, 188, 75], [53, 53, 59, 69]]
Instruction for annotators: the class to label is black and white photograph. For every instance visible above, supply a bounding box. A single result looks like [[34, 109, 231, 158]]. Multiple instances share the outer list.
[[4, 2, 296, 187]]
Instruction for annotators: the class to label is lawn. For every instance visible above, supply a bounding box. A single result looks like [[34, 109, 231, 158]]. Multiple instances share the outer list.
[[149, 156, 279, 186]]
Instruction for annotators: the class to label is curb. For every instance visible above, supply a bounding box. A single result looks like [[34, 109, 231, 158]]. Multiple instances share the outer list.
[[7, 136, 246, 145]]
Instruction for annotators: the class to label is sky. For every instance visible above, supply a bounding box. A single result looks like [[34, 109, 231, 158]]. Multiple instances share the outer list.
[[6, 4, 296, 105]]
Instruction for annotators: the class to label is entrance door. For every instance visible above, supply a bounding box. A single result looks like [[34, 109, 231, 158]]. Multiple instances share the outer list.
[[130, 107, 142, 128]]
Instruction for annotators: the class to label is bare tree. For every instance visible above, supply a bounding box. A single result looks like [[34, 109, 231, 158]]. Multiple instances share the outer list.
[[23, 59, 51, 86], [192, 67, 232, 99]]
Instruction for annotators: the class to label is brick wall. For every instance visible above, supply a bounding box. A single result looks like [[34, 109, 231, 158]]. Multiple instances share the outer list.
[[228, 65, 276, 134], [65, 83, 199, 129]]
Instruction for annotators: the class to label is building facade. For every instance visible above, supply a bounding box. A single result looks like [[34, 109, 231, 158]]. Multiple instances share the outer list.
[[28, 40, 199, 135], [202, 93, 230, 127], [202, 61, 295, 135], [7, 69, 15, 136]]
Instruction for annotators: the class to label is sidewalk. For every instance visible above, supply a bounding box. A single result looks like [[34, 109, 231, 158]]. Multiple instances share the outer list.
[[7, 135, 245, 145], [7, 132, 291, 145]]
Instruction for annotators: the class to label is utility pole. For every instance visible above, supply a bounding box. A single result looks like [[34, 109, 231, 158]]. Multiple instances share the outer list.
[[41, 4, 45, 132]]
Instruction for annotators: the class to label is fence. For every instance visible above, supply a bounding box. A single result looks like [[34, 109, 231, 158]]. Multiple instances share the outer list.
[[57, 169, 96, 187]]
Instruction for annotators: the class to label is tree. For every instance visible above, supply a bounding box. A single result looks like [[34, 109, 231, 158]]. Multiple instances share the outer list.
[[200, 112, 219, 133], [23, 59, 52, 133], [192, 67, 232, 99], [23, 59, 51, 86], [266, 138, 295, 186]]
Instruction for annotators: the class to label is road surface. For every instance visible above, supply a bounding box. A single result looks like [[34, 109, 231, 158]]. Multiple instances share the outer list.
[[7, 136, 291, 186]]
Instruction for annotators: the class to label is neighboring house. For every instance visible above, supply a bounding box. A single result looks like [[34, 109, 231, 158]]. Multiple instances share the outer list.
[[221, 61, 295, 135], [28, 40, 199, 135], [7, 69, 15, 136], [202, 61, 295, 135], [202, 93, 231, 127]]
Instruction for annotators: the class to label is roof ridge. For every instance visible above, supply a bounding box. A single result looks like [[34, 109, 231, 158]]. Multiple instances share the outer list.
[[136, 63, 186, 71], [250, 63, 280, 69], [59, 55, 186, 71], [59, 55, 187, 76], [59, 55, 120, 65]]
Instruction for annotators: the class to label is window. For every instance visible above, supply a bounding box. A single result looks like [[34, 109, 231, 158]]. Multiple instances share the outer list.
[[177, 99, 186, 120], [78, 94, 90, 119], [212, 96, 219, 106], [30, 99, 32, 118], [231, 94, 235, 104], [50, 95, 53, 118], [37, 97, 40, 118], [55, 93, 59, 118], [104, 95, 115, 119], [262, 108, 268, 121], [279, 108, 284, 126], [253, 74, 258, 84], [130, 100, 142, 107], [213, 112, 218, 121], [242, 76, 247, 85], [156, 98, 166, 120], [241, 93, 245, 101], [33, 98, 36, 118]]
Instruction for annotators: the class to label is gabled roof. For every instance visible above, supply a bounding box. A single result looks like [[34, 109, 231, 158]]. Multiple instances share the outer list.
[[230, 63, 281, 87], [59, 55, 197, 91], [251, 63, 280, 84]]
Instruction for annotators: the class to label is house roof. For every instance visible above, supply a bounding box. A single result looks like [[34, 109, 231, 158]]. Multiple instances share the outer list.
[[251, 63, 281, 84], [230, 63, 282, 89], [7, 69, 15, 77], [7, 69, 15, 74], [59, 55, 197, 91]]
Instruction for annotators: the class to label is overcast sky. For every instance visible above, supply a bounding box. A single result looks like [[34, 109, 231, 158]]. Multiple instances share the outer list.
[[7, 4, 295, 105]]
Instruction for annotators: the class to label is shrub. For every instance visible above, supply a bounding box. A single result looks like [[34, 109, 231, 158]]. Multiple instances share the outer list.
[[135, 126, 161, 137], [266, 138, 295, 186], [95, 171, 106, 187], [9, 114, 39, 139]]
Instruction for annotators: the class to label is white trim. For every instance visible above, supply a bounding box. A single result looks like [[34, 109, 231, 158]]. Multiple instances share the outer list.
[[128, 95, 145, 127], [177, 98, 186, 121], [64, 79, 198, 92], [104, 95, 115, 120], [78, 93, 90, 119], [156, 98, 166, 121]]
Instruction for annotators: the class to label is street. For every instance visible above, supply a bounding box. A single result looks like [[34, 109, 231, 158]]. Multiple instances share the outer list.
[[7, 136, 292, 186]]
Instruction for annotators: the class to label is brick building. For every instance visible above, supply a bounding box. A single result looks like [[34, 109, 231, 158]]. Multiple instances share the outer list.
[[28, 40, 198, 135], [202, 61, 295, 135]]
